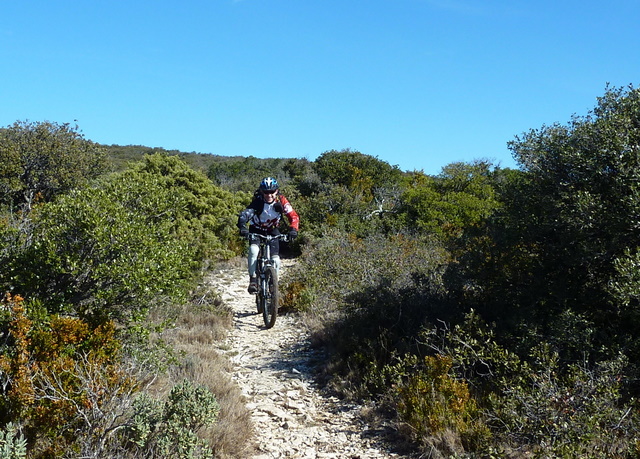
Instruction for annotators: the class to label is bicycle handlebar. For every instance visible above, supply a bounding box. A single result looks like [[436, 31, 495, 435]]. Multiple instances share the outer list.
[[245, 233, 290, 243]]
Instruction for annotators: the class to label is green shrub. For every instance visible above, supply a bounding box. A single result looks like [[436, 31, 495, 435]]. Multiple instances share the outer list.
[[395, 354, 489, 454], [282, 229, 447, 316], [124, 380, 220, 458], [0, 423, 26, 459], [486, 346, 639, 458], [281, 229, 451, 406], [398, 161, 501, 242], [418, 312, 640, 457], [313, 149, 403, 196], [3, 184, 195, 325], [0, 294, 140, 457], [0, 153, 248, 327], [0, 120, 106, 211], [111, 153, 246, 261]]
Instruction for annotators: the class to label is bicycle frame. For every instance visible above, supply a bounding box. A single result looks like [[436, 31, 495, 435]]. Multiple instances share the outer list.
[[251, 233, 286, 273], [249, 233, 288, 328]]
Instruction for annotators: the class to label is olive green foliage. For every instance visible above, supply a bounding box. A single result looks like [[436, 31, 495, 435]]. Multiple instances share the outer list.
[[283, 157, 321, 197], [487, 348, 638, 458], [399, 161, 501, 241], [1, 294, 137, 457], [408, 312, 640, 457], [208, 155, 304, 192], [124, 380, 220, 458], [313, 149, 403, 193], [279, 87, 640, 457], [395, 354, 486, 455], [0, 293, 226, 458], [610, 247, 640, 316], [281, 229, 451, 395], [0, 120, 106, 211], [109, 153, 246, 261], [282, 229, 447, 314], [282, 232, 494, 454], [293, 150, 404, 236], [0, 129, 244, 456], [103, 144, 224, 174], [293, 183, 385, 237], [1, 153, 243, 326], [279, 152, 504, 409], [2, 180, 195, 325], [449, 85, 640, 364]]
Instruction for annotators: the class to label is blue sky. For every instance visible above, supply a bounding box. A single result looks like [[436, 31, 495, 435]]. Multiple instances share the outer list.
[[2, 0, 639, 175]]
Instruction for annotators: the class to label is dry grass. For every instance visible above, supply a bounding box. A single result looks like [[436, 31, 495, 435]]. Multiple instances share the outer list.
[[168, 345, 256, 458], [145, 262, 257, 458]]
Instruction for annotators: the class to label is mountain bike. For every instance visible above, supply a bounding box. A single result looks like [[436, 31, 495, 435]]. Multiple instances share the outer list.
[[248, 233, 288, 329]]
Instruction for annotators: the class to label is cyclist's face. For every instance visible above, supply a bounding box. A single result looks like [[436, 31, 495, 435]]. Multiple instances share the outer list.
[[262, 190, 277, 203]]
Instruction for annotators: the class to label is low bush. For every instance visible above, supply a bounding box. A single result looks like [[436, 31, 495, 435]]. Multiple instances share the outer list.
[[11, 187, 193, 325], [281, 229, 448, 316], [281, 229, 450, 400], [486, 347, 639, 458], [0, 294, 138, 457], [0, 423, 26, 459], [395, 354, 489, 455], [155, 270, 255, 458], [109, 153, 246, 262], [123, 380, 219, 458], [286, 231, 640, 457], [0, 292, 236, 458], [423, 312, 640, 458]]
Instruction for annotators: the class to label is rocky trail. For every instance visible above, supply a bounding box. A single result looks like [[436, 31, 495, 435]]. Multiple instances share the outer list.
[[212, 259, 413, 459]]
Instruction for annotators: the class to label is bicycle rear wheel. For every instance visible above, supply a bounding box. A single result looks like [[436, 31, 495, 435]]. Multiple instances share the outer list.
[[262, 266, 279, 329]]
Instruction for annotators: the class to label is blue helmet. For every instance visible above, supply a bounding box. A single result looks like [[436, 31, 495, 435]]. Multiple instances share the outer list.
[[259, 177, 279, 192]]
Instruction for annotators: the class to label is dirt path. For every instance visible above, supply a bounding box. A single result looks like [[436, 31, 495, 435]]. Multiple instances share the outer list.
[[213, 259, 409, 459]]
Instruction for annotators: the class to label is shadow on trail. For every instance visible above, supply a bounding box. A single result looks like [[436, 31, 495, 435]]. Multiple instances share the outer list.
[[235, 310, 257, 319], [257, 318, 415, 457]]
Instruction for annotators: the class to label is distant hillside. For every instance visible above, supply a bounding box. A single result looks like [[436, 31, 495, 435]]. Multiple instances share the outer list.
[[102, 144, 245, 174], [101, 144, 315, 192]]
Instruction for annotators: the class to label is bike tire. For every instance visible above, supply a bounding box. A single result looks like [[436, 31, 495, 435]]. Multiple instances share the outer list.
[[262, 266, 279, 329]]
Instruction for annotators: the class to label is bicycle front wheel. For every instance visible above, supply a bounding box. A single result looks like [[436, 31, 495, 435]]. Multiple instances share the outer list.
[[262, 266, 279, 329]]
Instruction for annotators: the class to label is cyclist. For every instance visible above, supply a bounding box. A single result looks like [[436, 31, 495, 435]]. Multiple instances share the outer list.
[[237, 177, 299, 294]]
